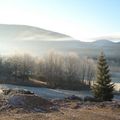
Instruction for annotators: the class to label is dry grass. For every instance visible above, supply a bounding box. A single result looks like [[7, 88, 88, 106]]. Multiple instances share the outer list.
[[29, 78, 47, 86], [0, 103, 119, 120]]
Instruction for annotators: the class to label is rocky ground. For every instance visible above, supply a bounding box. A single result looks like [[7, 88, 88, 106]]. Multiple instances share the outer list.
[[0, 89, 119, 120]]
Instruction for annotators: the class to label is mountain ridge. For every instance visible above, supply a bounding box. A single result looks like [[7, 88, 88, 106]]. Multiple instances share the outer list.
[[0, 24, 119, 57]]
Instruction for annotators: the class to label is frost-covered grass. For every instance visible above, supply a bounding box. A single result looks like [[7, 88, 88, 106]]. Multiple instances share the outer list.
[[0, 84, 119, 100]]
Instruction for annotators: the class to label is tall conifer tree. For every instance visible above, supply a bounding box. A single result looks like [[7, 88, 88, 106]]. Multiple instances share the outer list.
[[92, 52, 114, 101]]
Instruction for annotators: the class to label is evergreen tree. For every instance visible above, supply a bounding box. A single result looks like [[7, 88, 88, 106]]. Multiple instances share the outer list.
[[92, 52, 114, 101]]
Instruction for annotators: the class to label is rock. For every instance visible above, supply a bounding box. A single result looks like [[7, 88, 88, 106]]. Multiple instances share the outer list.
[[16, 89, 34, 95], [66, 95, 82, 101], [2, 89, 12, 95], [2, 89, 34, 95], [33, 108, 45, 112], [50, 106, 59, 111], [84, 96, 95, 102]]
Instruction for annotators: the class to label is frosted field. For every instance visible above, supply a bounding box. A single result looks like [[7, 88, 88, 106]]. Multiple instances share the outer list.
[[0, 84, 92, 100], [0, 84, 119, 100]]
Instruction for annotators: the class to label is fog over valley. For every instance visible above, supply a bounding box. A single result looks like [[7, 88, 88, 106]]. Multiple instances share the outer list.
[[0, 24, 120, 58]]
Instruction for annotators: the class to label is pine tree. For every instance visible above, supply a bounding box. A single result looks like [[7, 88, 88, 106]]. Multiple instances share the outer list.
[[92, 52, 114, 101]]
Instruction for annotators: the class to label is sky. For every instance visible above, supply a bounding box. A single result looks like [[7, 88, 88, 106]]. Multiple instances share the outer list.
[[0, 0, 120, 41]]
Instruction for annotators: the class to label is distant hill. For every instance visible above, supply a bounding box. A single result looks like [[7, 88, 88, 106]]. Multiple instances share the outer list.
[[93, 39, 114, 46], [0, 24, 72, 41], [0, 24, 120, 59], [0, 24, 73, 55]]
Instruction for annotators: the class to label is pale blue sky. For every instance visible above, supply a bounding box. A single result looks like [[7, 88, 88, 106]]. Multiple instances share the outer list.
[[0, 0, 120, 41]]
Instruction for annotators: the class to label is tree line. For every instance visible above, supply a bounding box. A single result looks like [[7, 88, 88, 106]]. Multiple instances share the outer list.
[[0, 51, 96, 90]]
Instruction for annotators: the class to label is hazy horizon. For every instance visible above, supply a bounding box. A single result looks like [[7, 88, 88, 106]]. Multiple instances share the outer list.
[[0, 0, 120, 42]]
